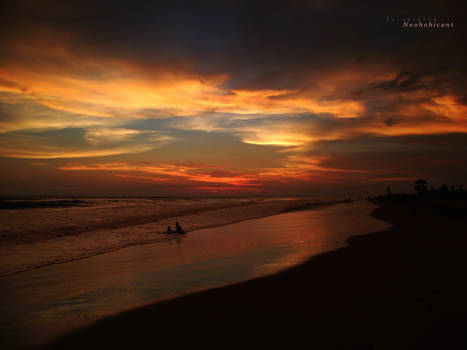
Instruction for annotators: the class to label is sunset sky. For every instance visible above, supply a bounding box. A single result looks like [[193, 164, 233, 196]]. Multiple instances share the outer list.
[[0, 0, 466, 196]]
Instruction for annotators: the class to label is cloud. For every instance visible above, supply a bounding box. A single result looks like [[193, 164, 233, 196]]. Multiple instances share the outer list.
[[0, 93, 116, 133], [0, 0, 465, 195], [83, 127, 170, 146], [59, 161, 261, 187], [0, 78, 29, 93], [0, 127, 171, 159], [57, 154, 377, 190], [373, 71, 424, 93]]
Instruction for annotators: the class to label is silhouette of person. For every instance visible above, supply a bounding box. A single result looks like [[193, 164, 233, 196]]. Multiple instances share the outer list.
[[167, 225, 173, 234], [175, 222, 184, 234]]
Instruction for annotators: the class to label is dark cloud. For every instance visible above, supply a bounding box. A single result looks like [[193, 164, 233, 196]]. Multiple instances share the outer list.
[[457, 96, 467, 106], [0, 78, 29, 92], [307, 133, 467, 188], [383, 117, 399, 127], [2, 0, 465, 94], [373, 71, 424, 93], [1, 0, 465, 124]]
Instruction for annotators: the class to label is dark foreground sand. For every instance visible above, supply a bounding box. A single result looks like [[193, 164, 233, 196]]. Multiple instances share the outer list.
[[43, 197, 467, 348]]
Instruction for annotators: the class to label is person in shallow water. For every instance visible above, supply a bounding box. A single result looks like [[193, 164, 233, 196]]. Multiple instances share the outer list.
[[166, 225, 173, 233], [175, 222, 185, 234]]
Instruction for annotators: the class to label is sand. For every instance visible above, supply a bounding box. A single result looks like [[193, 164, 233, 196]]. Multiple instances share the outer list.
[[41, 197, 467, 349]]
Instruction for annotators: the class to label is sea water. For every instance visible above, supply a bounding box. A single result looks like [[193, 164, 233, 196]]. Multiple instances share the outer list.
[[0, 197, 324, 276]]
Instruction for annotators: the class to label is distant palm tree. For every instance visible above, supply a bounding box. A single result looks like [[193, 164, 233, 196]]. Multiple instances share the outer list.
[[414, 179, 427, 196]]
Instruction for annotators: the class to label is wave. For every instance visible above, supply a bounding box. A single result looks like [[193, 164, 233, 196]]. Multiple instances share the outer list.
[[0, 198, 335, 276], [0, 199, 88, 210]]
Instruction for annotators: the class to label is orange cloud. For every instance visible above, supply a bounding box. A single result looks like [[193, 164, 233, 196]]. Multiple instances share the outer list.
[[0, 128, 170, 159], [2, 41, 467, 187], [59, 162, 258, 186], [0, 55, 371, 135], [57, 152, 377, 191], [422, 95, 467, 121]]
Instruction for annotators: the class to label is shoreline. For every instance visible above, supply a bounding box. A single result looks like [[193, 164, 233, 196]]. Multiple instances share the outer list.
[[42, 197, 467, 348], [0, 199, 336, 278]]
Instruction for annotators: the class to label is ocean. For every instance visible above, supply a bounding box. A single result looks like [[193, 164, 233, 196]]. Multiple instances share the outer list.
[[0, 197, 330, 276]]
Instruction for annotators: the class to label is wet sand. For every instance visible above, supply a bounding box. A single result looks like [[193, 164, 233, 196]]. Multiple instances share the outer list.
[[43, 197, 467, 348]]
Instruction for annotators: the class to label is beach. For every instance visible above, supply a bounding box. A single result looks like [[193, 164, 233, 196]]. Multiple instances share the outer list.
[[0, 199, 388, 349], [41, 197, 467, 348]]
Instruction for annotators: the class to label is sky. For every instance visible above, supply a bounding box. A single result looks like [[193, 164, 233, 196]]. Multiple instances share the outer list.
[[0, 0, 466, 197]]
